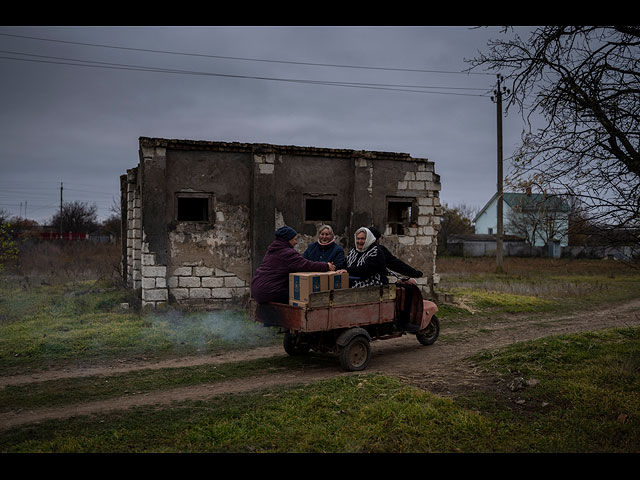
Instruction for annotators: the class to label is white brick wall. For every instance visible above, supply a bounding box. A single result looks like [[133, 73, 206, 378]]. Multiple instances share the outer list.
[[389, 161, 442, 294], [168, 266, 248, 305], [140, 245, 168, 309], [125, 171, 142, 290]]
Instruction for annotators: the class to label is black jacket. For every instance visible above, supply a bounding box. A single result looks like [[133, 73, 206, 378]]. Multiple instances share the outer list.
[[378, 244, 423, 278]]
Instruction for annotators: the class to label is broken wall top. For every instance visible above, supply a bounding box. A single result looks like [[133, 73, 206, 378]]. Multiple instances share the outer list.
[[138, 136, 432, 164]]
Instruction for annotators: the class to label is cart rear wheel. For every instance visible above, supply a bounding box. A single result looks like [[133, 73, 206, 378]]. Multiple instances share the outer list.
[[416, 315, 440, 346], [339, 335, 371, 371], [283, 332, 310, 355]]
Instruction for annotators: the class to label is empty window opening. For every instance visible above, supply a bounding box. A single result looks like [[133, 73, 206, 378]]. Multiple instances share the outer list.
[[387, 201, 413, 235], [305, 198, 333, 222], [177, 197, 209, 222]]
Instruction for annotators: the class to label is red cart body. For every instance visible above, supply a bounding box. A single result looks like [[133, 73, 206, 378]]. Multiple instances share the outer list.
[[250, 281, 440, 371]]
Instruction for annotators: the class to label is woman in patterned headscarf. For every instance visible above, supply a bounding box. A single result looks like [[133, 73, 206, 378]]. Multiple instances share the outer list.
[[344, 227, 387, 288]]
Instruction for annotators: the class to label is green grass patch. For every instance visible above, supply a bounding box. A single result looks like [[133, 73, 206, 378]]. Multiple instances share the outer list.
[[456, 288, 554, 313], [0, 353, 336, 413], [4, 323, 638, 454], [0, 279, 280, 374], [2, 259, 640, 453], [0, 375, 501, 453], [437, 266, 640, 319], [459, 327, 640, 452]]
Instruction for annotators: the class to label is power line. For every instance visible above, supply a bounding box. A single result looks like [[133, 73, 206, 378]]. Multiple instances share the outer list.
[[0, 32, 494, 76], [0, 51, 489, 97]]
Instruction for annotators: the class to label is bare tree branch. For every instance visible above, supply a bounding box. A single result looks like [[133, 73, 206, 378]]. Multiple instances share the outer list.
[[469, 26, 640, 247]]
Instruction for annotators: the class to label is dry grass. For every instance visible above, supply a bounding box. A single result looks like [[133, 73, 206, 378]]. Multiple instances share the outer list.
[[435, 256, 640, 316], [5, 240, 121, 286], [437, 256, 639, 276]]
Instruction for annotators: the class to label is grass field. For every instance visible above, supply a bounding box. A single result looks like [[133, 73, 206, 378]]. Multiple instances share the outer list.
[[435, 255, 640, 318], [1, 243, 639, 452]]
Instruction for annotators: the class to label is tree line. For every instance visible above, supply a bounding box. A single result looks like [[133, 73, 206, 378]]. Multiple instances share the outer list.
[[0, 200, 121, 239]]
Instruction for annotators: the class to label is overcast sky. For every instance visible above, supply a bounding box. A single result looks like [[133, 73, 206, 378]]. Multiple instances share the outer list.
[[0, 25, 531, 224]]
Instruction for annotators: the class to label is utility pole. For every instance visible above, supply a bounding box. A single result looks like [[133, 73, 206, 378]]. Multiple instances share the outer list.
[[492, 75, 508, 273], [60, 182, 63, 239]]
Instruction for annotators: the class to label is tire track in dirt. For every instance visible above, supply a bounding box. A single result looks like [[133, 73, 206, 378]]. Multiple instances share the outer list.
[[1, 298, 639, 430]]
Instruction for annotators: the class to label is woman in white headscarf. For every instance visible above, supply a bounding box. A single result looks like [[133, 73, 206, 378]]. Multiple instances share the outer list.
[[344, 227, 388, 288]]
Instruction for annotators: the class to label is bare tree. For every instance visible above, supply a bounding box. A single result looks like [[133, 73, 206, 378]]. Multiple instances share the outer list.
[[50, 201, 99, 234], [0, 209, 10, 225], [437, 203, 477, 254], [469, 26, 640, 240], [505, 195, 569, 246]]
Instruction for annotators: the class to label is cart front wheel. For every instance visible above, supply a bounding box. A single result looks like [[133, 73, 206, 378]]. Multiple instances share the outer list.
[[416, 315, 440, 346], [339, 335, 371, 371]]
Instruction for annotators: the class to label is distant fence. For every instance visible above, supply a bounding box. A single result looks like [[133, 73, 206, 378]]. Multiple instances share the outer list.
[[447, 235, 637, 260], [18, 231, 116, 244], [37, 232, 89, 241]]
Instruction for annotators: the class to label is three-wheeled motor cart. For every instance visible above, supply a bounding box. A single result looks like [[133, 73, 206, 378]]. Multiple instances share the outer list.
[[249, 279, 439, 371]]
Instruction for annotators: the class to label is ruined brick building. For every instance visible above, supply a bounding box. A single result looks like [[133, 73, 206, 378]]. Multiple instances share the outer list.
[[121, 137, 442, 308]]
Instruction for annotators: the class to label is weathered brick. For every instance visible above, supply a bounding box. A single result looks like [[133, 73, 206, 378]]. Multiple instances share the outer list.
[[142, 253, 156, 266], [173, 266, 192, 276], [224, 276, 245, 287], [415, 236, 433, 245], [171, 288, 189, 300], [190, 288, 211, 299], [398, 236, 415, 245], [179, 277, 200, 288], [142, 288, 168, 301], [259, 163, 274, 174], [194, 266, 214, 276], [202, 277, 224, 288], [419, 206, 434, 216], [211, 288, 233, 299], [142, 265, 166, 277]]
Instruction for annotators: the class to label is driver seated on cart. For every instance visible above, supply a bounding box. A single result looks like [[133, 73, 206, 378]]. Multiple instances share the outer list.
[[366, 226, 424, 329], [367, 226, 423, 279], [250, 225, 336, 304], [343, 227, 388, 288]]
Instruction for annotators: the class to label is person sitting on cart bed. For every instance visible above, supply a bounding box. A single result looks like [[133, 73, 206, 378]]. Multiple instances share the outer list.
[[302, 224, 346, 269], [250, 225, 336, 304], [368, 226, 423, 279], [343, 227, 388, 288]]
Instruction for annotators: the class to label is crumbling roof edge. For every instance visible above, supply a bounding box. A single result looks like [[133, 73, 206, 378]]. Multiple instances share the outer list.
[[138, 136, 430, 162]]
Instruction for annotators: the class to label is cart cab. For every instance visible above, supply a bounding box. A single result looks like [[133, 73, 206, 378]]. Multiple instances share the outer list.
[[394, 280, 438, 332]]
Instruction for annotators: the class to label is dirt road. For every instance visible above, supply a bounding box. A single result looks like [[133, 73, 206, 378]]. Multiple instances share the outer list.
[[2, 298, 639, 430]]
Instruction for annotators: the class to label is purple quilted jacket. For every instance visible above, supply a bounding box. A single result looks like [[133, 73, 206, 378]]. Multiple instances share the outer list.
[[251, 238, 330, 304]]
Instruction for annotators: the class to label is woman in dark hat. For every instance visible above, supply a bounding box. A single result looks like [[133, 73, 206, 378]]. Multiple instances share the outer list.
[[250, 225, 336, 304]]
